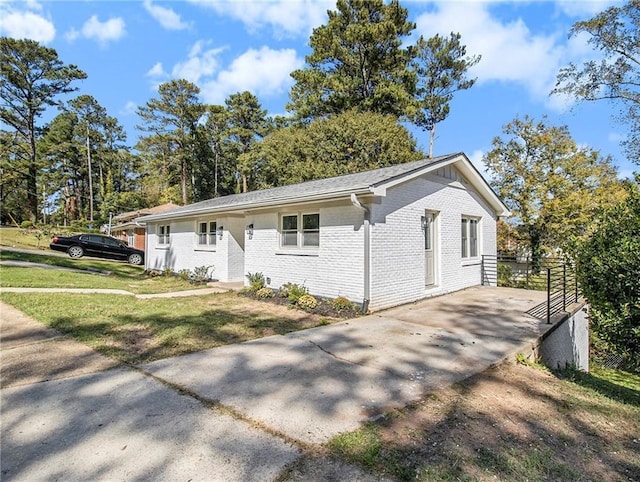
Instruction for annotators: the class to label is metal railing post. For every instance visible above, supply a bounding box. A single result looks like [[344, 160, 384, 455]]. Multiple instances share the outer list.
[[563, 263, 567, 311], [547, 267, 551, 324]]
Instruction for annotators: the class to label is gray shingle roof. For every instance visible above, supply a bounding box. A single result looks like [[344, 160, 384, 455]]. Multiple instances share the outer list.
[[139, 153, 460, 221]]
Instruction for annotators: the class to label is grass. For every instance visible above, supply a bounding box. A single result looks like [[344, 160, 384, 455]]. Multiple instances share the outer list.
[[0, 250, 206, 294], [321, 361, 640, 482], [0, 226, 61, 250], [0, 291, 335, 364]]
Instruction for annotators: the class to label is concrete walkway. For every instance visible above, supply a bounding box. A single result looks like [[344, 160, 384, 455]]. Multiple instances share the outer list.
[[0, 301, 302, 481], [0, 281, 244, 299], [1, 286, 550, 480]]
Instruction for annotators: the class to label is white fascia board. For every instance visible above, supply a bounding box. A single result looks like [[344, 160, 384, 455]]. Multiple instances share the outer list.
[[137, 188, 373, 222]]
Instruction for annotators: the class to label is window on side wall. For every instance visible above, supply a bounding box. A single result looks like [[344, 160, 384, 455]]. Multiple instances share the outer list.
[[196, 220, 217, 248], [158, 224, 170, 246], [461, 217, 479, 259], [280, 212, 320, 248]]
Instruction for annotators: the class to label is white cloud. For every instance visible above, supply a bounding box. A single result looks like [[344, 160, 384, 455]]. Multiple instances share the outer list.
[[80, 15, 126, 46], [608, 131, 624, 143], [171, 41, 223, 83], [147, 62, 167, 78], [200, 46, 303, 104], [187, 0, 330, 37], [415, 3, 573, 110], [554, 0, 619, 18], [0, 3, 55, 43], [143, 0, 189, 30], [120, 101, 138, 116]]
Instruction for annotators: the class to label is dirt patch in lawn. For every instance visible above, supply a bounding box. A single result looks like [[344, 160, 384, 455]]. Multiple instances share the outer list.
[[282, 360, 640, 481]]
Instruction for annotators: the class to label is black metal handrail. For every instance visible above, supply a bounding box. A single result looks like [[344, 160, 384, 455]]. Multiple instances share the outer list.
[[527, 260, 581, 324]]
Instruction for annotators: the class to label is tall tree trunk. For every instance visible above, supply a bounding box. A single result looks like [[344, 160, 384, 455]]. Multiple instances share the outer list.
[[181, 159, 188, 205], [429, 125, 436, 158], [27, 129, 38, 222]]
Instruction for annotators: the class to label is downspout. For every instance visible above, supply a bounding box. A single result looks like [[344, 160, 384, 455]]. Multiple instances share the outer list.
[[351, 193, 370, 313]]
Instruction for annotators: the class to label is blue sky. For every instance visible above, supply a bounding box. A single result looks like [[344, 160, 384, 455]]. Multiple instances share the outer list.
[[1, 0, 634, 179]]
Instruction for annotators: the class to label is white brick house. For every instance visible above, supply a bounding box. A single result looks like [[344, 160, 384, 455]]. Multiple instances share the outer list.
[[139, 153, 509, 311]]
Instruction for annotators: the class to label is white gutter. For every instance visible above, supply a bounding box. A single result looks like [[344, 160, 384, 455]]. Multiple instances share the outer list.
[[351, 193, 371, 313]]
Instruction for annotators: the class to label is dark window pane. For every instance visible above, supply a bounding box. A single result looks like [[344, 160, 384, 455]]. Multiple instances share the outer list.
[[302, 213, 319, 230], [282, 215, 297, 230]]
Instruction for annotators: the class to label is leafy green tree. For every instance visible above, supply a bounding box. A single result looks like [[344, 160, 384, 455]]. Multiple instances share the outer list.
[[0, 37, 86, 221], [287, 0, 415, 121], [39, 111, 85, 224], [246, 110, 422, 189], [39, 96, 134, 224], [225, 91, 269, 192], [483, 116, 623, 270], [575, 176, 640, 370], [411, 33, 480, 157], [554, 1, 640, 161], [0, 129, 31, 223], [137, 79, 205, 205]]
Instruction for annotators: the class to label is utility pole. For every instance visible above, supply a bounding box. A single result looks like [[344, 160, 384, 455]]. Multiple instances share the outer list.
[[86, 124, 94, 222]]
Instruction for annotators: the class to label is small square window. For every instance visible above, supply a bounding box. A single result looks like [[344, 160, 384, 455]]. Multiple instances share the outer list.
[[196, 220, 217, 247], [280, 213, 320, 248]]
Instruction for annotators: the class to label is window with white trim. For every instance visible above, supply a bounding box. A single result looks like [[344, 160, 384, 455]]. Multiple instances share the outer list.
[[158, 224, 170, 246], [280, 213, 320, 248], [461, 217, 479, 259], [196, 220, 217, 247]]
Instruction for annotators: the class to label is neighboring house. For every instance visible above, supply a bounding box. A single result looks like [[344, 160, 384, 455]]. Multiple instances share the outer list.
[[138, 153, 509, 311], [110, 203, 179, 251]]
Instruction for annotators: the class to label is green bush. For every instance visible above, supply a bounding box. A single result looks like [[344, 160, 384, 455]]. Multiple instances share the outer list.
[[256, 287, 275, 299], [246, 272, 266, 291], [497, 263, 515, 287], [178, 269, 190, 281], [575, 176, 640, 371], [189, 265, 214, 283], [280, 282, 308, 302], [297, 294, 318, 310], [332, 296, 353, 311]]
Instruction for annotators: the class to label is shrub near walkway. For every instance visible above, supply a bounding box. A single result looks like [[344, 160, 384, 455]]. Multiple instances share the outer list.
[[0, 292, 339, 364]]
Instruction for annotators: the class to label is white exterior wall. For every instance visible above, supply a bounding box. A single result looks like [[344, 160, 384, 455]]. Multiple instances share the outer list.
[[368, 173, 497, 311], [145, 215, 245, 282], [244, 204, 365, 302]]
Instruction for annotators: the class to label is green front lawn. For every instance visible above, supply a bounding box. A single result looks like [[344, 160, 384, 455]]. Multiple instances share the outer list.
[[0, 250, 206, 294], [0, 291, 333, 364]]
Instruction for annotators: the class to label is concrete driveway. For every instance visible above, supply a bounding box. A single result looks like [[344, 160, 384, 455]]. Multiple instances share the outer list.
[[142, 286, 549, 445], [1, 286, 549, 480]]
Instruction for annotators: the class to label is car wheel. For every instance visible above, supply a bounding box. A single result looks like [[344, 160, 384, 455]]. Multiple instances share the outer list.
[[128, 253, 143, 265], [68, 245, 84, 259]]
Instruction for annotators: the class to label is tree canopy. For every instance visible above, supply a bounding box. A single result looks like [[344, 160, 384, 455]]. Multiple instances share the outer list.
[[244, 110, 422, 190], [483, 116, 623, 269], [554, 0, 640, 161], [411, 33, 480, 157], [287, 0, 416, 121], [0, 37, 86, 221]]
